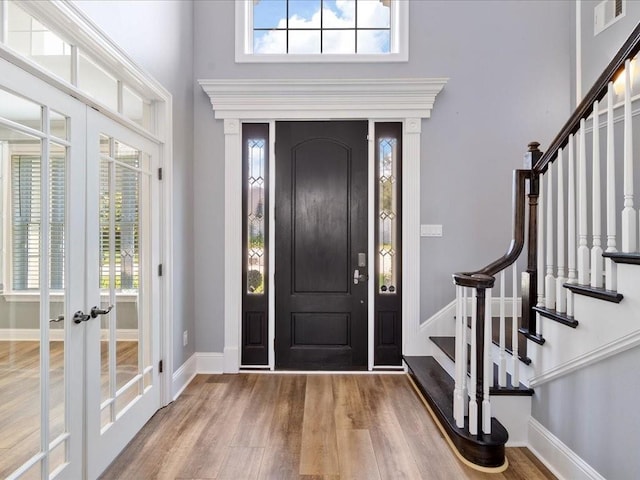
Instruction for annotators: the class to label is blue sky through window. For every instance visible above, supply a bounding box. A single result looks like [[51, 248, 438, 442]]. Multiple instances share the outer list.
[[252, 0, 390, 54]]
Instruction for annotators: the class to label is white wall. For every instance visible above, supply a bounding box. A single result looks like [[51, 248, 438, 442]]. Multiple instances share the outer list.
[[73, 0, 196, 370]]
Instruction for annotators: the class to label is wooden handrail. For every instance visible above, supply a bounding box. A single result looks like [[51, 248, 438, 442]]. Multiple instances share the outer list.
[[535, 21, 640, 174], [453, 169, 531, 288]]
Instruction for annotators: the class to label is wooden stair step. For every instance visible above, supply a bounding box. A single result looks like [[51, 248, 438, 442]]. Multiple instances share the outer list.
[[404, 355, 508, 469], [602, 252, 640, 265], [532, 306, 579, 328], [429, 336, 534, 396], [563, 283, 623, 303]]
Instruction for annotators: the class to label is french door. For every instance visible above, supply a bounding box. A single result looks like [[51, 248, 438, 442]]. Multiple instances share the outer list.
[[0, 58, 161, 479], [84, 109, 161, 479]]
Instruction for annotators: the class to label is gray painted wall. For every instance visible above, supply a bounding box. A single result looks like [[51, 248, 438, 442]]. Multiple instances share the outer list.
[[192, 0, 573, 354], [73, 0, 196, 369], [580, 0, 640, 100], [532, 346, 640, 479]]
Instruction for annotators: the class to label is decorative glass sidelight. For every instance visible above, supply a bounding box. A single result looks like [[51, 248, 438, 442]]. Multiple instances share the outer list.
[[242, 123, 269, 365], [374, 122, 402, 366], [378, 136, 398, 294], [246, 138, 266, 294]]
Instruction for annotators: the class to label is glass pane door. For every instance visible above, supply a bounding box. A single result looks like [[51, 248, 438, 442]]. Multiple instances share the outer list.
[[0, 58, 84, 480], [85, 109, 160, 479]]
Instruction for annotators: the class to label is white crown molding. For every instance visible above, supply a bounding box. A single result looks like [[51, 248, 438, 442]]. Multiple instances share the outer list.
[[198, 78, 448, 120]]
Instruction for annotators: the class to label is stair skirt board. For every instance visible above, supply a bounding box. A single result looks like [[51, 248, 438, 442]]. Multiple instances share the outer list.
[[405, 356, 509, 470]]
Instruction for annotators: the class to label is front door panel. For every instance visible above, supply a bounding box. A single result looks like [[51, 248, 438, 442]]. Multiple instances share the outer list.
[[275, 121, 368, 369]]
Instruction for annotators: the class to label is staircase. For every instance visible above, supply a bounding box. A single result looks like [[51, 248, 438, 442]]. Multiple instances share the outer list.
[[405, 22, 640, 472]]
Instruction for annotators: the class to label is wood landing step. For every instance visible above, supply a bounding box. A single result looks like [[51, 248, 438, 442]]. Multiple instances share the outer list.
[[404, 355, 508, 469], [430, 336, 534, 396]]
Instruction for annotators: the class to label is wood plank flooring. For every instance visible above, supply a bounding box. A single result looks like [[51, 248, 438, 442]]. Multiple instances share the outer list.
[[0, 340, 139, 478], [101, 373, 556, 480]]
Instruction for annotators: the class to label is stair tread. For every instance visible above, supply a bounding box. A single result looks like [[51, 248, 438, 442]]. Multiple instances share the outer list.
[[532, 306, 579, 328], [602, 252, 640, 265], [563, 283, 623, 303], [430, 336, 534, 396], [404, 355, 508, 468]]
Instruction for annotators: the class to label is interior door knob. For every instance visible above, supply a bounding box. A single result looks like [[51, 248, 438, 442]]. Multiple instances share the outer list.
[[91, 305, 114, 318]]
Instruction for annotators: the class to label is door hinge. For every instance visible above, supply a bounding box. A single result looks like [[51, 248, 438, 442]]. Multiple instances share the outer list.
[[273, 338, 276, 350], [159, 359, 163, 373], [158, 264, 163, 276], [158, 167, 163, 180]]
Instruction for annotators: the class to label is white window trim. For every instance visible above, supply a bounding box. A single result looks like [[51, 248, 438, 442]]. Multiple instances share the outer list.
[[235, 0, 409, 63]]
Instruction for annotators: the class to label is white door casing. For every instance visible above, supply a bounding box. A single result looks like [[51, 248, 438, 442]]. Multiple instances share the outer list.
[[199, 78, 447, 372]]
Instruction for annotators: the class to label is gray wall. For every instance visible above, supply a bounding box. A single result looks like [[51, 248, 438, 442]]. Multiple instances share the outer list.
[[73, 0, 196, 369], [532, 345, 640, 479], [580, 0, 640, 100], [192, 0, 573, 354], [529, 7, 640, 479]]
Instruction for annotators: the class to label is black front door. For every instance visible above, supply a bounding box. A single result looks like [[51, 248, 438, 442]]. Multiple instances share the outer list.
[[275, 121, 368, 370]]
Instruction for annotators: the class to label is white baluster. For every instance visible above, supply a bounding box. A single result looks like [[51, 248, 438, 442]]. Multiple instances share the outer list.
[[545, 165, 556, 308], [498, 271, 507, 387], [469, 288, 478, 436], [556, 148, 567, 312], [511, 263, 519, 386], [591, 100, 604, 288], [537, 176, 545, 310], [578, 119, 590, 285], [454, 285, 465, 428], [606, 82, 618, 291], [567, 134, 577, 316], [483, 287, 492, 435], [622, 59, 637, 252], [461, 287, 468, 415]]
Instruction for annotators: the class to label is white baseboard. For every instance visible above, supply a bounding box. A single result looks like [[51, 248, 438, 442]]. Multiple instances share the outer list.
[[0, 328, 138, 341], [197, 352, 225, 374], [528, 418, 605, 480], [172, 353, 197, 400]]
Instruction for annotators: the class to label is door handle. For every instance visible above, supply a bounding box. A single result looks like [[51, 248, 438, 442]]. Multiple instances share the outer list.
[[73, 305, 113, 324], [91, 305, 113, 318], [353, 269, 368, 284]]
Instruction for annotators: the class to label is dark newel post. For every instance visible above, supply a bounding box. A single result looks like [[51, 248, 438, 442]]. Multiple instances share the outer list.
[[475, 287, 486, 435], [521, 142, 542, 336]]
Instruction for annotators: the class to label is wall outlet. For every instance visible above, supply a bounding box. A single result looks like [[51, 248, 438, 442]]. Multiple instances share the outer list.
[[183, 330, 188, 347]]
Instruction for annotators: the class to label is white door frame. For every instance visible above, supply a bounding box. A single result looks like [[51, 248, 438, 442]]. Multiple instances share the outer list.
[[200, 78, 447, 372]]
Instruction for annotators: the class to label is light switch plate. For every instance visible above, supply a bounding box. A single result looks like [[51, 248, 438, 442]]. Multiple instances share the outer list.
[[420, 224, 443, 237]]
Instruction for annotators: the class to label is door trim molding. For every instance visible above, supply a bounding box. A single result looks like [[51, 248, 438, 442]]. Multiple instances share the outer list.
[[200, 78, 448, 372]]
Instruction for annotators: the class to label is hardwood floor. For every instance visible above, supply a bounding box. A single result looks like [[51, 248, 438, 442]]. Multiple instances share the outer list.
[[0, 340, 139, 478], [101, 373, 556, 480]]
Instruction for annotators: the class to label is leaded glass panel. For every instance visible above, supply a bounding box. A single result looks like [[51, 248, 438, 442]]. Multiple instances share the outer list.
[[247, 138, 266, 294], [378, 137, 397, 294]]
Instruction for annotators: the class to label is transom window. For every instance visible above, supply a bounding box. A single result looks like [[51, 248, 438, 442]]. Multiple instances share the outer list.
[[236, 0, 408, 62]]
